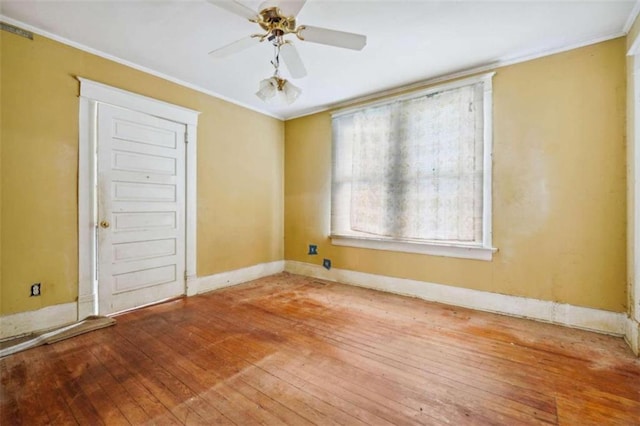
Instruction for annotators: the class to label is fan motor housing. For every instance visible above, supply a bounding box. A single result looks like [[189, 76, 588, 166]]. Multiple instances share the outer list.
[[257, 7, 297, 35]]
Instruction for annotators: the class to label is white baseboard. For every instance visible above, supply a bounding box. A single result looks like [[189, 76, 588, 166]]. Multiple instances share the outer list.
[[195, 260, 285, 294], [77, 293, 96, 320], [2, 261, 631, 354], [0, 302, 77, 341], [285, 260, 627, 337], [625, 317, 640, 355], [0, 261, 284, 342]]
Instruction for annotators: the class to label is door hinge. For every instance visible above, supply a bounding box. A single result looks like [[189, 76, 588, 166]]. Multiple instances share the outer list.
[[184, 270, 188, 281], [184, 130, 189, 144]]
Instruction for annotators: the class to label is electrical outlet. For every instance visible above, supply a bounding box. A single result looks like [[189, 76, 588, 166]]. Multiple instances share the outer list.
[[30, 283, 41, 297], [323, 258, 332, 270], [308, 244, 318, 255]]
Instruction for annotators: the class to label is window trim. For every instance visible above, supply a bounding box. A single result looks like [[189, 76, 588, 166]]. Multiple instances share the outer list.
[[330, 72, 497, 261], [331, 235, 497, 261]]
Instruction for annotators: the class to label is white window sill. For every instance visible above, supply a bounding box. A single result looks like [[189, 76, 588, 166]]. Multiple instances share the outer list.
[[330, 235, 497, 261]]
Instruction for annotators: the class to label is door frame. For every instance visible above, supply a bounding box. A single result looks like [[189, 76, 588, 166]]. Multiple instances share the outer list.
[[628, 37, 640, 355], [77, 78, 200, 319]]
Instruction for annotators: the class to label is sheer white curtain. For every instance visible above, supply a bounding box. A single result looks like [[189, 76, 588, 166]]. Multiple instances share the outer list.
[[332, 82, 484, 243]]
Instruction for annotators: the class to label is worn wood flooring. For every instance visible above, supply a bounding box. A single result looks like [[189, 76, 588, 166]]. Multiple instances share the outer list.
[[1, 272, 639, 425]]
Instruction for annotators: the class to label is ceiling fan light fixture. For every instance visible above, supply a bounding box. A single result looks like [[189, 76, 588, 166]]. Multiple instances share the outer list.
[[281, 79, 301, 104], [207, 0, 366, 108], [256, 76, 301, 105]]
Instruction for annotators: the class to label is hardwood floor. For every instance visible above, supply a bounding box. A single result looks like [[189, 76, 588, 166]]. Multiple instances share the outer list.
[[2, 272, 639, 425]]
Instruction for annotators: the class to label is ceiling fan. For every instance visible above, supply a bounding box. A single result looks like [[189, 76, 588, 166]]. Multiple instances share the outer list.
[[206, 0, 367, 104]]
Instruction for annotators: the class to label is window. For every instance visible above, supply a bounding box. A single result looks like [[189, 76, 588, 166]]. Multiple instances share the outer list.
[[331, 73, 495, 260]]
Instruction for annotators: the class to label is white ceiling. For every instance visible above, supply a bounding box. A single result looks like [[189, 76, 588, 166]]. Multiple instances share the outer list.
[[1, 1, 637, 119]]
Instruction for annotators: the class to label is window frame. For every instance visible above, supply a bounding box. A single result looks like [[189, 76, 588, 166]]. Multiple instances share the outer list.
[[330, 72, 497, 261]]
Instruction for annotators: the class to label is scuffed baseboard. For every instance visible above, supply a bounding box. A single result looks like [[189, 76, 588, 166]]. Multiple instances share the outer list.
[[0, 315, 115, 358], [194, 260, 285, 294], [625, 317, 640, 356], [0, 261, 286, 342], [0, 302, 77, 341], [4, 261, 633, 356], [285, 260, 627, 338]]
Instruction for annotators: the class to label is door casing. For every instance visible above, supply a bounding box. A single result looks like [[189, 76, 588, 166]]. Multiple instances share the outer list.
[[77, 78, 199, 320]]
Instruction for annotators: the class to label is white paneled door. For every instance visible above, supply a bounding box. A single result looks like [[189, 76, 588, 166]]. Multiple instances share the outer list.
[[97, 103, 186, 315]]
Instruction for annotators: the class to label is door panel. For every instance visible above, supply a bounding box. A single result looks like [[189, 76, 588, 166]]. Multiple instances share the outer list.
[[112, 239, 176, 262], [97, 103, 186, 315]]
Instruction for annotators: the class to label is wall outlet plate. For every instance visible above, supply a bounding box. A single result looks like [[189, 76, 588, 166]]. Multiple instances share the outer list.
[[30, 283, 41, 297], [308, 244, 318, 255], [323, 259, 331, 270]]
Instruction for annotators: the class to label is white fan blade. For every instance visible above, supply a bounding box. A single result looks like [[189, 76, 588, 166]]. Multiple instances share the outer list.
[[209, 36, 260, 58], [298, 25, 366, 50], [258, 0, 308, 17], [280, 42, 307, 78], [207, 0, 258, 20]]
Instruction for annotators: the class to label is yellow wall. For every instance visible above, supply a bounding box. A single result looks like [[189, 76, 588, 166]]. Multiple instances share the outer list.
[[285, 38, 627, 313], [1, 31, 284, 315], [0, 28, 628, 317]]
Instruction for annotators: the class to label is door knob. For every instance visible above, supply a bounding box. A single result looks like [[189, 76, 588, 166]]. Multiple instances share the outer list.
[[100, 220, 110, 229]]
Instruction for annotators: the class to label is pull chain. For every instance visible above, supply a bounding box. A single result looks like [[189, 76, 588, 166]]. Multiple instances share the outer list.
[[271, 37, 283, 78]]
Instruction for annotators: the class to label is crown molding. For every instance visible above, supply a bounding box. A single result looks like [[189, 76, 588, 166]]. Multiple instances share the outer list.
[[624, 0, 640, 34], [1, 14, 628, 123], [0, 15, 285, 121], [285, 31, 626, 121]]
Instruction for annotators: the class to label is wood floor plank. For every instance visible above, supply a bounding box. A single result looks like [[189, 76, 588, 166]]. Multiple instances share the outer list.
[[184, 278, 636, 424], [201, 300, 555, 424], [169, 319, 385, 425], [123, 318, 294, 426], [241, 277, 640, 398], [1, 352, 55, 425], [89, 331, 184, 425], [182, 299, 483, 423], [84, 347, 151, 424], [56, 344, 132, 425], [2, 272, 639, 425], [106, 327, 231, 425], [140, 318, 340, 426], [48, 355, 107, 425]]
